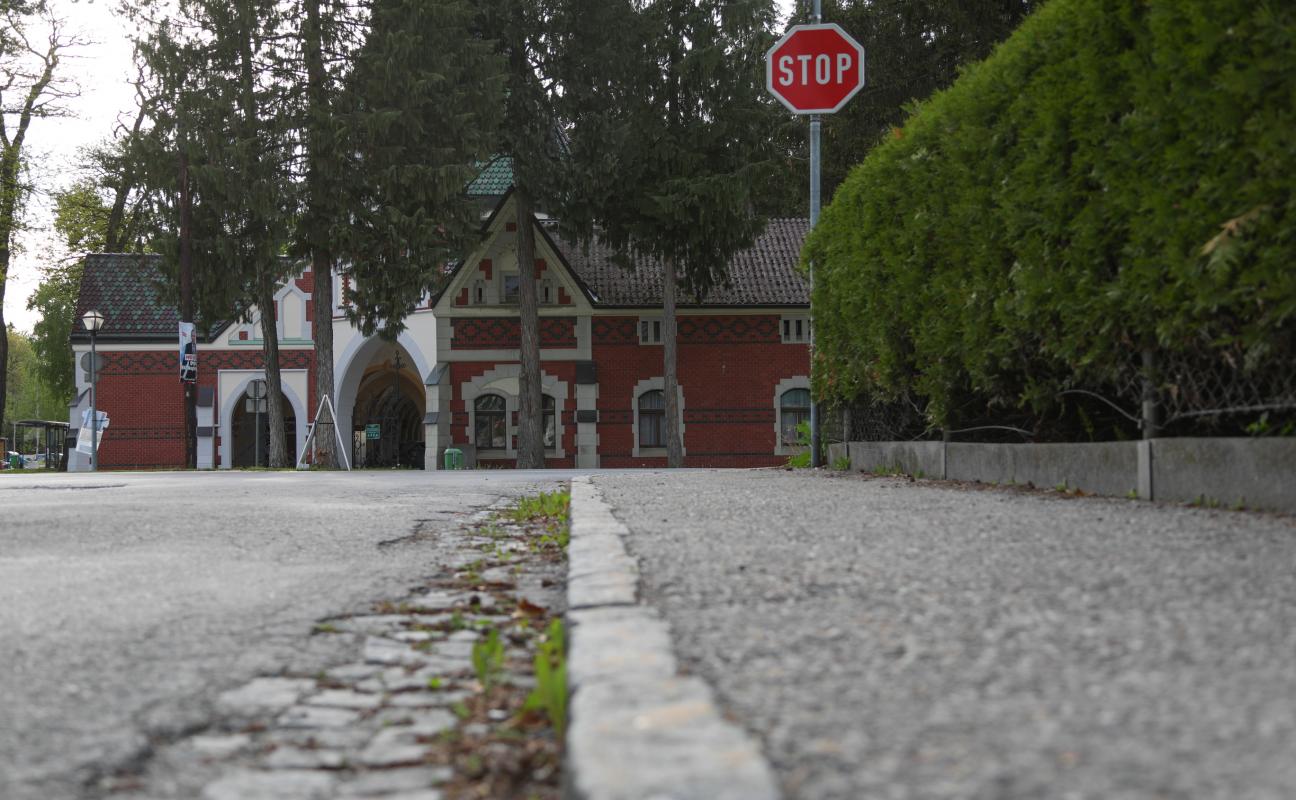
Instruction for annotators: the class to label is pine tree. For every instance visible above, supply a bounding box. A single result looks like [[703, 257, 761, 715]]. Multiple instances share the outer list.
[[329, 0, 504, 336], [475, 0, 561, 470], [136, 0, 298, 467], [556, 0, 779, 468]]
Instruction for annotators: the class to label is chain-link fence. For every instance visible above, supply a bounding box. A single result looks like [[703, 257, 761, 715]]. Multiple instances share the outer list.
[[825, 345, 1296, 445]]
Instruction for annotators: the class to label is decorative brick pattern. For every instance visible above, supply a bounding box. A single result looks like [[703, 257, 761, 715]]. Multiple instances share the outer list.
[[591, 317, 637, 345], [450, 317, 577, 350], [679, 316, 780, 344]]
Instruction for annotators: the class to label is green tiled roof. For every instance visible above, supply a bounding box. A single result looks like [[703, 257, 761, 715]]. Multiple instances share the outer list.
[[466, 156, 514, 197]]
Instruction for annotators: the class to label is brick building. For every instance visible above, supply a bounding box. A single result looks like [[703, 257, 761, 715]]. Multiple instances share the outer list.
[[69, 190, 810, 471]]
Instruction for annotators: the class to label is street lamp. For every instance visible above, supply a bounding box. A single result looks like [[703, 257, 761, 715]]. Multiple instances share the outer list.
[[81, 310, 106, 472]]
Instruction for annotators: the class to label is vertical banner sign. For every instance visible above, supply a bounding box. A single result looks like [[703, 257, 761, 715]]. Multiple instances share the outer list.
[[76, 409, 109, 455], [179, 322, 198, 383]]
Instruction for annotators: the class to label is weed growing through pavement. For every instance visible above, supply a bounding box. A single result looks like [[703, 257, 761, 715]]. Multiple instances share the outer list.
[[832, 455, 851, 471], [472, 628, 506, 690], [525, 619, 568, 737]]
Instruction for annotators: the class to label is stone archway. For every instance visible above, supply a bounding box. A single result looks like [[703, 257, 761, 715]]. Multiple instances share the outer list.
[[348, 343, 426, 468], [230, 389, 297, 468]]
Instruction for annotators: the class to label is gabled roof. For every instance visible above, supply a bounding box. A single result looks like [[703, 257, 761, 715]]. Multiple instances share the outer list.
[[71, 254, 227, 343], [547, 218, 811, 307]]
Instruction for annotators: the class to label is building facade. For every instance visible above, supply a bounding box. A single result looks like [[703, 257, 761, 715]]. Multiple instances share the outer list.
[[69, 193, 811, 471]]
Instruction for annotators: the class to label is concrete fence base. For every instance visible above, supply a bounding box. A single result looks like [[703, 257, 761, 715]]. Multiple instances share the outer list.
[[827, 438, 1296, 515]]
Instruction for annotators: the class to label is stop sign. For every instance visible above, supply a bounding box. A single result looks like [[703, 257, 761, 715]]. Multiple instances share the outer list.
[[766, 23, 866, 115]]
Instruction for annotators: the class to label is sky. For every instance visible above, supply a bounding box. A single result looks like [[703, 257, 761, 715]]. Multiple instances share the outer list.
[[4, 0, 799, 335], [5, 0, 138, 333]]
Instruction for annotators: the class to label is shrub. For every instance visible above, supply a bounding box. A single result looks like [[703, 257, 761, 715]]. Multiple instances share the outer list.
[[805, 0, 1295, 432]]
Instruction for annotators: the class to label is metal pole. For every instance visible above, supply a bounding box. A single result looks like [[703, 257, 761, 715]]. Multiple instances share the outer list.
[[808, 0, 824, 468], [89, 331, 98, 472], [256, 394, 262, 468]]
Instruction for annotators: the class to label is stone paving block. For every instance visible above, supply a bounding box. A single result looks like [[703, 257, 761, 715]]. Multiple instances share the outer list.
[[306, 689, 384, 710], [325, 663, 383, 683], [567, 606, 676, 691], [217, 677, 316, 714], [262, 746, 347, 770], [330, 615, 415, 635], [201, 769, 336, 800], [409, 590, 465, 611], [341, 765, 452, 795], [567, 675, 780, 800], [188, 733, 252, 760], [357, 728, 429, 768], [267, 728, 373, 751], [277, 705, 361, 729], [384, 689, 472, 709]]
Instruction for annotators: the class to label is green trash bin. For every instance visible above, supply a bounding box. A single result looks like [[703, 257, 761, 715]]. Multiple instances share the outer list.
[[443, 447, 463, 470]]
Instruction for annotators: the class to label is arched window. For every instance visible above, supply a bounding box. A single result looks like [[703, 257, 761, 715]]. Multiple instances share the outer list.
[[638, 390, 665, 448], [543, 395, 557, 449], [475, 394, 507, 449], [780, 388, 811, 446]]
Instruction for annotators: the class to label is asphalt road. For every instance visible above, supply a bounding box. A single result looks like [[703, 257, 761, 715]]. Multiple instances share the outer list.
[[0, 469, 573, 800], [596, 470, 1296, 800]]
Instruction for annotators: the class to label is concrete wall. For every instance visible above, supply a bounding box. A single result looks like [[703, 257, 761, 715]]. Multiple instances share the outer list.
[[947, 442, 1138, 497], [836, 438, 1296, 515], [1151, 438, 1296, 512]]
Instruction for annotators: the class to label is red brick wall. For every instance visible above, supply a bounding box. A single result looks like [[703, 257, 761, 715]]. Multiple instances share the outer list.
[[447, 361, 579, 461], [92, 348, 315, 470], [592, 314, 808, 468]]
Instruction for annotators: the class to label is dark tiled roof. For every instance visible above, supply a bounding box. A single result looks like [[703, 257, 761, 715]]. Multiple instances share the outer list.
[[72, 254, 227, 343], [549, 218, 810, 307], [466, 156, 514, 198]]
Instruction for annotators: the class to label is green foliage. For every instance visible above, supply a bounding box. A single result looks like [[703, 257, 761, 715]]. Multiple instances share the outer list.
[[507, 490, 570, 524], [471, 627, 506, 691], [556, 1, 780, 300], [806, 0, 1296, 428], [3, 328, 64, 436], [524, 619, 567, 737], [330, 0, 504, 336], [832, 455, 851, 471], [785, 420, 812, 468]]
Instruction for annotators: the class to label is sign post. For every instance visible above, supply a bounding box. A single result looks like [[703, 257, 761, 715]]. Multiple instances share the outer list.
[[766, 6, 864, 466], [248, 379, 267, 467]]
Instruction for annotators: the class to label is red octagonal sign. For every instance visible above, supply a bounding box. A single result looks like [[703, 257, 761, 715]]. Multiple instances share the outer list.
[[766, 23, 866, 115]]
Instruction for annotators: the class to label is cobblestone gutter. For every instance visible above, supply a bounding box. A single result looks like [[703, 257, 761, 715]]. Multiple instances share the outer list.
[[100, 496, 570, 800]]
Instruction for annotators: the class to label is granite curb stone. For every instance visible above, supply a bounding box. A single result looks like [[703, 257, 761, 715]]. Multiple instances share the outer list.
[[563, 476, 781, 800]]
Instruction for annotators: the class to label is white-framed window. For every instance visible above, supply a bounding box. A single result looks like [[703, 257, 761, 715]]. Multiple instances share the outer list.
[[638, 390, 665, 448], [781, 315, 811, 344], [474, 394, 507, 449], [502, 274, 520, 304], [639, 317, 663, 345], [779, 388, 811, 447], [543, 394, 557, 449], [541, 279, 555, 305], [472, 279, 486, 305]]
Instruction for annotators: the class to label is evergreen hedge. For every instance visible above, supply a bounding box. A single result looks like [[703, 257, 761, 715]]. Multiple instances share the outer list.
[[805, 0, 1295, 432]]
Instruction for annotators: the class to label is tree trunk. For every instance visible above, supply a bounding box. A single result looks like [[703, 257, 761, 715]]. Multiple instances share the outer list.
[[178, 151, 197, 469], [303, 0, 337, 469], [663, 257, 683, 468], [0, 300, 7, 433], [515, 187, 545, 469], [310, 250, 337, 467], [259, 273, 289, 467]]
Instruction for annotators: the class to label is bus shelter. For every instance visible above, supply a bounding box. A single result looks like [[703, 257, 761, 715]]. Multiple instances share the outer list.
[[9, 420, 71, 471]]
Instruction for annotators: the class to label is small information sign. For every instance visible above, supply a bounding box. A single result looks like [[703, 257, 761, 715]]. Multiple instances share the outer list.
[[365, 424, 381, 440]]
